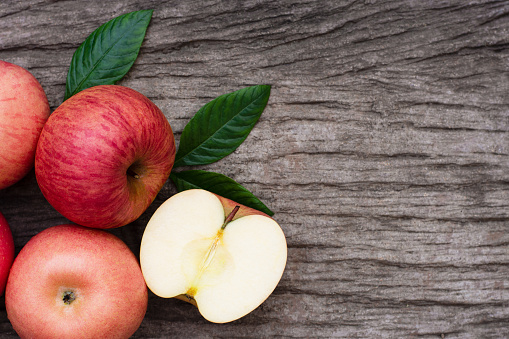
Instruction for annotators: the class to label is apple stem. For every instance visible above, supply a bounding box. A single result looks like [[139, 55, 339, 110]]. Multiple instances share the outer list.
[[127, 167, 140, 179], [221, 205, 240, 230]]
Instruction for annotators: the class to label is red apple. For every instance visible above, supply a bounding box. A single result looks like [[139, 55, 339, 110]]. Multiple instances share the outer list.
[[35, 85, 176, 228], [0, 60, 50, 189], [0, 211, 14, 295], [5, 224, 148, 339]]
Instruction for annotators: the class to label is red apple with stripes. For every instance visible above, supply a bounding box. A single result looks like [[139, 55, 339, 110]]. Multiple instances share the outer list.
[[0, 60, 50, 190], [35, 85, 175, 228]]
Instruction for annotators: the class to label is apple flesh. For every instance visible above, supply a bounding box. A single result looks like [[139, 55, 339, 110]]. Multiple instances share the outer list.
[[5, 224, 148, 339], [140, 189, 287, 323], [35, 85, 176, 228], [0, 211, 14, 295], [0, 60, 50, 190]]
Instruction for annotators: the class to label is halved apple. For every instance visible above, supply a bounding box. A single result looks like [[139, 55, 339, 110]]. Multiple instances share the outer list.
[[140, 189, 287, 323]]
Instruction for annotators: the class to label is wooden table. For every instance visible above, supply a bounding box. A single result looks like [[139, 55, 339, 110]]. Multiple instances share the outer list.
[[1, 1, 508, 337]]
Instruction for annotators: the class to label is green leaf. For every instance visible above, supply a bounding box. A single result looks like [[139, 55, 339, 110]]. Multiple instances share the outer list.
[[64, 9, 153, 100], [173, 85, 271, 168], [170, 170, 274, 216]]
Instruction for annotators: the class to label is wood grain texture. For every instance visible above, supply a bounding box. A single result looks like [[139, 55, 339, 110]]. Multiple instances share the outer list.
[[1, 0, 508, 337]]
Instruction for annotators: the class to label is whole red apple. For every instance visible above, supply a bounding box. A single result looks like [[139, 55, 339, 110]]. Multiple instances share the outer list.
[[0, 211, 14, 295], [5, 224, 148, 339], [0, 60, 50, 190], [35, 85, 176, 228]]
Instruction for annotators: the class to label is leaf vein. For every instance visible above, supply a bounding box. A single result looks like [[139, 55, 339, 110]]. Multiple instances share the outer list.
[[175, 86, 269, 166]]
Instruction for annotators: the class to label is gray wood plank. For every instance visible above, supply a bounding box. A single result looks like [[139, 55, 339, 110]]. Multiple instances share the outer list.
[[0, 0, 508, 338]]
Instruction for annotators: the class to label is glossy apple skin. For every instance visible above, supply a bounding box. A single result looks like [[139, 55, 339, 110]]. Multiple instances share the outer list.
[[35, 85, 176, 228], [0, 60, 50, 190], [5, 224, 148, 339], [0, 211, 14, 295]]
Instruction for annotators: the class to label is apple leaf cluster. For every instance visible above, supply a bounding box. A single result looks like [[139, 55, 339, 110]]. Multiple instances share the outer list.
[[171, 85, 274, 216], [64, 9, 274, 216]]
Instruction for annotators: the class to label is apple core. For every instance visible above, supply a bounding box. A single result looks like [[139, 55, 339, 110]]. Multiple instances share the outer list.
[[184, 205, 240, 300]]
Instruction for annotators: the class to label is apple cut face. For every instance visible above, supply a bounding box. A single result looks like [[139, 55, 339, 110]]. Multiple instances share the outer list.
[[140, 189, 287, 323]]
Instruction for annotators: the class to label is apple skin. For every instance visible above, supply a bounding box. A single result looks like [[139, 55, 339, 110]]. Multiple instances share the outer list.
[[0, 211, 14, 296], [35, 85, 176, 228], [214, 193, 269, 221], [0, 60, 50, 190], [5, 224, 148, 339]]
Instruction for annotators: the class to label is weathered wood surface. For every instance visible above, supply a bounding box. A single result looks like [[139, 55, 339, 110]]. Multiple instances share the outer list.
[[1, 0, 508, 337]]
